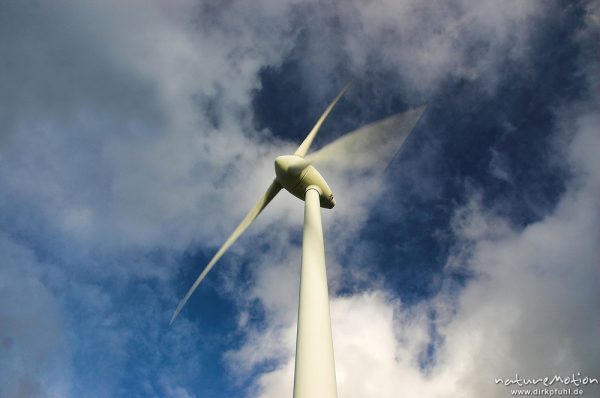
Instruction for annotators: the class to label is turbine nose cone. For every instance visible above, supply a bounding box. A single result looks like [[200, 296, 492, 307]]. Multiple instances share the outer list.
[[274, 155, 309, 180], [274, 156, 283, 173], [274, 155, 298, 188], [274, 156, 289, 182]]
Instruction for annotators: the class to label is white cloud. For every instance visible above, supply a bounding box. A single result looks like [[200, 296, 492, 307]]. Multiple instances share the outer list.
[[0, 0, 552, 262], [0, 0, 595, 397], [262, 0, 548, 102], [233, 106, 599, 397]]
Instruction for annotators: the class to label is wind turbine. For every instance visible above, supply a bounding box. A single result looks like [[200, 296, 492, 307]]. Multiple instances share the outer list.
[[170, 83, 426, 398]]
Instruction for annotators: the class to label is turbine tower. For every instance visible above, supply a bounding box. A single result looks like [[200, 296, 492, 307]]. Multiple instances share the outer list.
[[170, 84, 426, 397]]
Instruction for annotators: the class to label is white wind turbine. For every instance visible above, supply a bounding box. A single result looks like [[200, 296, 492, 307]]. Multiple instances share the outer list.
[[170, 83, 426, 398]]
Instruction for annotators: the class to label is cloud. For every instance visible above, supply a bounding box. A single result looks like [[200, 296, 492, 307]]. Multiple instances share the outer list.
[[235, 105, 599, 397], [0, 1, 291, 395], [0, 0, 597, 397], [0, 0, 553, 263], [258, 0, 548, 104], [224, 5, 600, 394], [0, 235, 72, 397]]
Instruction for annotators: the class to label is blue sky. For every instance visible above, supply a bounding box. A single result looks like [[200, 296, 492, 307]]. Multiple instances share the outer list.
[[0, 1, 598, 397]]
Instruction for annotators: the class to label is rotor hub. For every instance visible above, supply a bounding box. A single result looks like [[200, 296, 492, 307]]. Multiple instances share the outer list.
[[274, 155, 335, 209]]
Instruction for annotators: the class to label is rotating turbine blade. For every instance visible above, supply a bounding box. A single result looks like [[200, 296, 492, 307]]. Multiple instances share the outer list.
[[294, 82, 352, 158], [170, 180, 283, 325], [305, 105, 427, 172]]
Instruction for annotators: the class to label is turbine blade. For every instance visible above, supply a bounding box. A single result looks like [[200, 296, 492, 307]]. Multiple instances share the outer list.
[[294, 81, 352, 158], [305, 105, 427, 173], [170, 180, 283, 325]]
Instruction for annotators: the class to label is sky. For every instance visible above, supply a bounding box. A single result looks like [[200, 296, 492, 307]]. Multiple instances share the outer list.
[[0, 1, 598, 397]]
